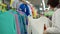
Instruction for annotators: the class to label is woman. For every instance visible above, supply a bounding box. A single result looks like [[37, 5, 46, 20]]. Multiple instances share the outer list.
[[44, 0, 60, 34]]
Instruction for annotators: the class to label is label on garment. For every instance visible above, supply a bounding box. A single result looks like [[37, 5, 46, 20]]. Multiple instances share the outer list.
[[24, 5, 26, 12]]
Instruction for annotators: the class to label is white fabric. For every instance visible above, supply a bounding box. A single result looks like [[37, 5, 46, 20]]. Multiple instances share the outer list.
[[46, 9, 60, 33], [27, 16, 33, 34], [27, 5, 32, 16], [40, 16, 51, 28], [27, 16, 51, 34], [31, 18, 44, 34], [28, 17, 45, 34]]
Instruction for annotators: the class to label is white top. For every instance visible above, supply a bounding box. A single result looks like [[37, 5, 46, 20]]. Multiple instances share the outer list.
[[30, 18, 44, 34], [27, 16, 51, 34], [28, 16, 50, 34], [46, 9, 60, 33]]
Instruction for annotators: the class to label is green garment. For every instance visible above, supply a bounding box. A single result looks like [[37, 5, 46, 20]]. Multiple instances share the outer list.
[[44, 11, 54, 16], [44, 12, 49, 16], [48, 11, 54, 16], [0, 11, 17, 34]]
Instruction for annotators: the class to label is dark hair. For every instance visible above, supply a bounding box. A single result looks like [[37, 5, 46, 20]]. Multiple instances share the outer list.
[[47, 0, 59, 8]]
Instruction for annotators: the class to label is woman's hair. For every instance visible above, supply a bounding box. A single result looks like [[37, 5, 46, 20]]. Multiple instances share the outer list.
[[47, 0, 59, 8]]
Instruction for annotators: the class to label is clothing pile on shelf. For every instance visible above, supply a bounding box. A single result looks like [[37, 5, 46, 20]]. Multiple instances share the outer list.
[[0, 0, 38, 34]]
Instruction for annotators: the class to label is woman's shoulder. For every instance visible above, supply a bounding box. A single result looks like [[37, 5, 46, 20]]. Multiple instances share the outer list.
[[54, 8, 60, 15], [55, 9, 60, 12]]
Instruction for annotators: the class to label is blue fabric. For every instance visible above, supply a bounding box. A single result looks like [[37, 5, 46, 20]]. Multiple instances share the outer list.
[[17, 12, 27, 34], [26, 17, 28, 25], [19, 4, 30, 16]]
